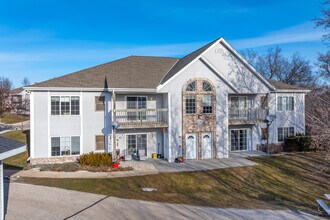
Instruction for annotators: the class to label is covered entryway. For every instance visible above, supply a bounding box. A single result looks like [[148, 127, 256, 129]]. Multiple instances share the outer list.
[[202, 133, 212, 159], [186, 133, 197, 160]]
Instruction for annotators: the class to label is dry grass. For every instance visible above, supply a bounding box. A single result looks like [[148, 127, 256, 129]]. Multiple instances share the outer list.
[[0, 114, 29, 124], [19, 152, 329, 212]]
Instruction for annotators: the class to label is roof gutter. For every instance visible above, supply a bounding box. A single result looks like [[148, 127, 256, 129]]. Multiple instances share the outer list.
[[270, 89, 311, 93], [24, 87, 157, 93]]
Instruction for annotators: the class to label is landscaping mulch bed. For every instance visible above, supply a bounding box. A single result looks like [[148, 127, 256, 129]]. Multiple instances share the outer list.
[[29, 163, 133, 172]]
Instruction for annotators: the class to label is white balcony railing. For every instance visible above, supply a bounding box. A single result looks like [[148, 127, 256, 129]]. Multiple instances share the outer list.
[[115, 108, 168, 128], [229, 108, 269, 121]]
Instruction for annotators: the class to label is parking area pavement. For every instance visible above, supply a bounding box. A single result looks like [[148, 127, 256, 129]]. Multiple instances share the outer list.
[[5, 182, 322, 220]]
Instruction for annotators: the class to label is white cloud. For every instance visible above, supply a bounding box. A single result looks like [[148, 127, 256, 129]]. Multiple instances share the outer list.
[[230, 22, 325, 49]]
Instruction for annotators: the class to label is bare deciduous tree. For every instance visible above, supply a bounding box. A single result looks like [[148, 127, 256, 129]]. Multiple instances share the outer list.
[[242, 47, 316, 87], [0, 77, 13, 115], [317, 51, 330, 82], [21, 77, 30, 87], [305, 87, 330, 160], [315, 0, 330, 44]]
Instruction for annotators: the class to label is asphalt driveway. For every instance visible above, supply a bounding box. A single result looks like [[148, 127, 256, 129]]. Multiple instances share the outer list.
[[5, 182, 323, 220]]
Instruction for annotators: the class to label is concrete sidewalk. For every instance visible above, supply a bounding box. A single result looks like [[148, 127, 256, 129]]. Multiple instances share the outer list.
[[11, 154, 259, 179], [5, 182, 323, 220]]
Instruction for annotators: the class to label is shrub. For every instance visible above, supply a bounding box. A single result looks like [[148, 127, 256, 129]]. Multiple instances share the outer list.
[[79, 152, 112, 167], [257, 143, 283, 154], [283, 133, 312, 152]]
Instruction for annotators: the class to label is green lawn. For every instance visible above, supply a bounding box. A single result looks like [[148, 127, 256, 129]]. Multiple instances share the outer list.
[[0, 130, 29, 169], [19, 152, 329, 212], [0, 114, 29, 124]]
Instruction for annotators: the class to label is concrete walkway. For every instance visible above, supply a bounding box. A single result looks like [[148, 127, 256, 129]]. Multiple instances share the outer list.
[[12, 153, 261, 179], [5, 182, 323, 220]]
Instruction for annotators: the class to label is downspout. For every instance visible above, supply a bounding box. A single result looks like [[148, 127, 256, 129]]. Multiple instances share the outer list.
[[111, 89, 116, 159]]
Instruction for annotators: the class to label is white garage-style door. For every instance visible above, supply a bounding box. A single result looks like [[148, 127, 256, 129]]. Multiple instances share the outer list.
[[202, 133, 212, 159], [186, 133, 197, 160]]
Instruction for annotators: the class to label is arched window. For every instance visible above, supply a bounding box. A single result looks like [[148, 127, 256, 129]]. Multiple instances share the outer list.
[[203, 81, 212, 92], [186, 81, 196, 91]]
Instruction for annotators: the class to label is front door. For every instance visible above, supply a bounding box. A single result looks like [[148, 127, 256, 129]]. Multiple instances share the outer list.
[[186, 133, 197, 159], [202, 133, 212, 159]]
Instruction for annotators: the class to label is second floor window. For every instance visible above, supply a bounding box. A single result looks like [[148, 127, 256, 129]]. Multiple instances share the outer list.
[[186, 95, 196, 114], [95, 96, 105, 111], [203, 95, 213, 113], [277, 97, 294, 111], [51, 96, 80, 116]]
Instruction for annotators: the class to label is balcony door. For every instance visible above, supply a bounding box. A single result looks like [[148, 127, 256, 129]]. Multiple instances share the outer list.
[[126, 96, 147, 121], [230, 97, 247, 119]]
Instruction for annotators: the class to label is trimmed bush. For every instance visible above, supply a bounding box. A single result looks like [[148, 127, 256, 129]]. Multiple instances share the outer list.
[[79, 152, 112, 167], [257, 143, 283, 154], [283, 133, 312, 152]]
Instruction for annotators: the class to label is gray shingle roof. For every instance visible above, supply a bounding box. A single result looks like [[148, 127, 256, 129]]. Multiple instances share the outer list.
[[30, 56, 179, 89], [267, 79, 308, 91], [28, 39, 308, 92], [11, 87, 24, 95], [160, 38, 220, 85], [0, 136, 25, 154]]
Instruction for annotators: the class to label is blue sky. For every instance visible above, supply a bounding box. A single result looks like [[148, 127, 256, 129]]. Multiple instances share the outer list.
[[0, 0, 326, 88]]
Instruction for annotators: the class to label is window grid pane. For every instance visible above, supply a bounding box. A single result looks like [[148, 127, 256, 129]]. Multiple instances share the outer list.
[[202, 81, 212, 91], [51, 137, 60, 156], [71, 96, 80, 115], [71, 136, 80, 155], [51, 97, 60, 115], [61, 97, 70, 115], [278, 127, 294, 142], [186, 81, 196, 91], [60, 137, 71, 155], [203, 95, 213, 113], [185, 95, 196, 114]]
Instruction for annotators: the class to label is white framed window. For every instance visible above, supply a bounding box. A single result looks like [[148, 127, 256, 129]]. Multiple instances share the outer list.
[[71, 96, 80, 115], [185, 95, 196, 114], [230, 129, 249, 151], [277, 127, 295, 142], [203, 95, 213, 114], [51, 96, 80, 116], [277, 97, 294, 111], [51, 136, 80, 156], [186, 81, 196, 92], [51, 96, 60, 115]]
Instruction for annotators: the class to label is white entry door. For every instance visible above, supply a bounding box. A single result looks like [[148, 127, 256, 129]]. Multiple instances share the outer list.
[[186, 133, 197, 160], [202, 133, 212, 159]]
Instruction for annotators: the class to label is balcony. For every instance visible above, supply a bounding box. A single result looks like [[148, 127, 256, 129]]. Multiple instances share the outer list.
[[229, 108, 269, 125], [115, 108, 168, 129]]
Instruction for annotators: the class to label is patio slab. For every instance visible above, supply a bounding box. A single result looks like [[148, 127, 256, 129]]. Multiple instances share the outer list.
[[9, 151, 266, 179]]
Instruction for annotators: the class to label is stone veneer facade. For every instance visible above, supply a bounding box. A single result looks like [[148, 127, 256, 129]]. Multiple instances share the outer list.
[[182, 77, 217, 160]]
